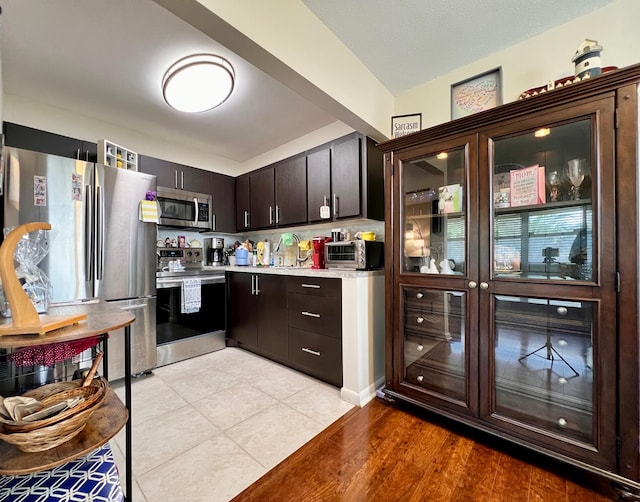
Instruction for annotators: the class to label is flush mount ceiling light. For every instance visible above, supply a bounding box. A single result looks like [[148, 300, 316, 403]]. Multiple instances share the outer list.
[[162, 53, 235, 113]]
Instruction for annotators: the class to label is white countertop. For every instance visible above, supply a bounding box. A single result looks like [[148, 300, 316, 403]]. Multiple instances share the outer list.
[[203, 265, 384, 279]]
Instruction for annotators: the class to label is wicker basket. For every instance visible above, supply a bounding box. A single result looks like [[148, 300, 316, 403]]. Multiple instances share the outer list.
[[0, 378, 107, 450]]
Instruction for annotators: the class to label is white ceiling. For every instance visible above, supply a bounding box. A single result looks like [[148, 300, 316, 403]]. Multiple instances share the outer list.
[[1, 0, 613, 170]]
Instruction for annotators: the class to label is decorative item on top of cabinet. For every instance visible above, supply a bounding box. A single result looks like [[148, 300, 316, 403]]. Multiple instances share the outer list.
[[378, 63, 640, 498], [97, 139, 137, 171]]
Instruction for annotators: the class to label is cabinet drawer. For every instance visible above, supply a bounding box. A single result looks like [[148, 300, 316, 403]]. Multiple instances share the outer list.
[[289, 328, 342, 387], [404, 307, 462, 340], [404, 332, 444, 365], [286, 276, 341, 297], [405, 351, 465, 401], [288, 293, 341, 338], [404, 288, 445, 308]]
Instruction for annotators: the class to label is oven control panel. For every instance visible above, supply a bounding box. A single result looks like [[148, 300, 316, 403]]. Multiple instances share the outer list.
[[157, 247, 203, 269]]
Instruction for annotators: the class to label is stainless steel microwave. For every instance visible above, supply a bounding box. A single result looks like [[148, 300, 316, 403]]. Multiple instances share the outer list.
[[325, 240, 384, 270], [157, 186, 213, 230]]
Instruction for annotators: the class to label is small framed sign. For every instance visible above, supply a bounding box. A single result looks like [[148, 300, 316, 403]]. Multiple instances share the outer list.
[[391, 113, 422, 138], [451, 67, 502, 120]]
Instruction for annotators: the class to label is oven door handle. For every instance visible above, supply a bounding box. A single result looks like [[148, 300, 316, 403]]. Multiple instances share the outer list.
[[156, 276, 226, 289]]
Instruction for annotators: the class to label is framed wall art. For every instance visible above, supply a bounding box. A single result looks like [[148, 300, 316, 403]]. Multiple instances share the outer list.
[[451, 67, 502, 120], [391, 113, 422, 138]]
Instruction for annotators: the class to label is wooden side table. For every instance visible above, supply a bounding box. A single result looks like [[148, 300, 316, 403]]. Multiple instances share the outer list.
[[0, 302, 135, 500]]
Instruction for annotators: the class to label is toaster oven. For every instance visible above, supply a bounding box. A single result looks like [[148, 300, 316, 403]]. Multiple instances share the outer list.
[[324, 240, 384, 270]]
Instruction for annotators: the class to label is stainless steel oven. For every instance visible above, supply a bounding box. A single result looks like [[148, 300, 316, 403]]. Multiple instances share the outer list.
[[157, 186, 213, 230], [155, 271, 226, 366]]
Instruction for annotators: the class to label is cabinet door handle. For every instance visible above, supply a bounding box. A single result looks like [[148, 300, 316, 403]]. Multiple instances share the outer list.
[[269, 206, 274, 225], [468, 281, 477, 289], [332, 193, 339, 217], [275, 205, 280, 224], [480, 282, 489, 290], [323, 195, 328, 206], [244, 210, 249, 228], [251, 275, 255, 295], [254, 275, 260, 295], [301, 283, 321, 289], [416, 375, 424, 382], [416, 316, 424, 324], [557, 306, 568, 315], [174, 170, 178, 190], [302, 347, 321, 357], [302, 311, 320, 318], [416, 344, 424, 351], [180, 171, 184, 190], [416, 292, 423, 299]]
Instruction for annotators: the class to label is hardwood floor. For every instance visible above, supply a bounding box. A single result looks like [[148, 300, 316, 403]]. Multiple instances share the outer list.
[[233, 396, 613, 501]]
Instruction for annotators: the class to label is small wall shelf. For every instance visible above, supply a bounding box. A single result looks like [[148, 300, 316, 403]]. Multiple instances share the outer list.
[[97, 139, 137, 171]]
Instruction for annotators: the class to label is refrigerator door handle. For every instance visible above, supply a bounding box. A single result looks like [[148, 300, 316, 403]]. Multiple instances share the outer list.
[[85, 184, 93, 280], [96, 185, 105, 280], [123, 302, 148, 312]]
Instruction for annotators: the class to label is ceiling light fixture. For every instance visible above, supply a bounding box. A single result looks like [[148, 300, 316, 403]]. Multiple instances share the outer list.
[[534, 127, 551, 138], [162, 53, 235, 113]]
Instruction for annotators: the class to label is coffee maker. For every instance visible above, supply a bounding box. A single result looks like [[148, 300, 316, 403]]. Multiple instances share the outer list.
[[205, 237, 225, 266], [311, 236, 331, 269]]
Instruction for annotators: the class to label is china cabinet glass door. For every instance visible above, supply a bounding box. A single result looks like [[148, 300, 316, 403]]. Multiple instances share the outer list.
[[479, 98, 617, 466], [395, 135, 478, 414]]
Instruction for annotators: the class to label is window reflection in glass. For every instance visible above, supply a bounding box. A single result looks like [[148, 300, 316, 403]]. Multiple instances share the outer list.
[[492, 119, 593, 281], [401, 147, 466, 275]]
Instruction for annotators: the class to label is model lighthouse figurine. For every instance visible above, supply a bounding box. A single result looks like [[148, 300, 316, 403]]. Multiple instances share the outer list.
[[572, 39, 603, 80]]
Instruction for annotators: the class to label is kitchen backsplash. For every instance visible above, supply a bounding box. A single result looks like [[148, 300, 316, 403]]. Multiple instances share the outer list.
[[157, 218, 384, 249]]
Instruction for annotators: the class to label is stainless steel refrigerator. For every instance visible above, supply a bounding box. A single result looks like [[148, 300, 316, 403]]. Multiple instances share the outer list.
[[2, 147, 157, 380]]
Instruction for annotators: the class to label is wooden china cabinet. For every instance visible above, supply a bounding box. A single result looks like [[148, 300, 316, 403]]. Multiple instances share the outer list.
[[378, 64, 640, 499]]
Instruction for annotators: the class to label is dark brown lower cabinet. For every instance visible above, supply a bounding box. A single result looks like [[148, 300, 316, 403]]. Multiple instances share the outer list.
[[287, 276, 342, 386], [227, 272, 343, 386], [226, 272, 287, 363]]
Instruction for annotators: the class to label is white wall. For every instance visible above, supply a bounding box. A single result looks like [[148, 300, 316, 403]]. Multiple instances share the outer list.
[[3, 94, 355, 176], [394, 0, 640, 129], [5, 0, 640, 173]]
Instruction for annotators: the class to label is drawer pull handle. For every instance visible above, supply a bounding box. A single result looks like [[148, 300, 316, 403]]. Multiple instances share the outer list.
[[416, 292, 423, 299], [302, 347, 321, 357], [302, 311, 320, 318], [416, 344, 424, 351], [301, 284, 321, 289], [416, 375, 424, 382], [557, 417, 568, 428], [417, 316, 424, 324], [557, 306, 568, 315]]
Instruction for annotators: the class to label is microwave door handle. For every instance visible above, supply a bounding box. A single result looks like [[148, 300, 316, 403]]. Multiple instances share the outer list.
[[193, 197, 199, 224], [85, 184, 93, 280]]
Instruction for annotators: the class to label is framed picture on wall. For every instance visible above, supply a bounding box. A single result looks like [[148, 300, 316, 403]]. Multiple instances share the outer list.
[[391, 113, 422, 138], [451, 67, 502, 120]]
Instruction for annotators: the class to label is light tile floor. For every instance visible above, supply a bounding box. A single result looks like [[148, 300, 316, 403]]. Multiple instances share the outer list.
[[111, 347, 354, 502]]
